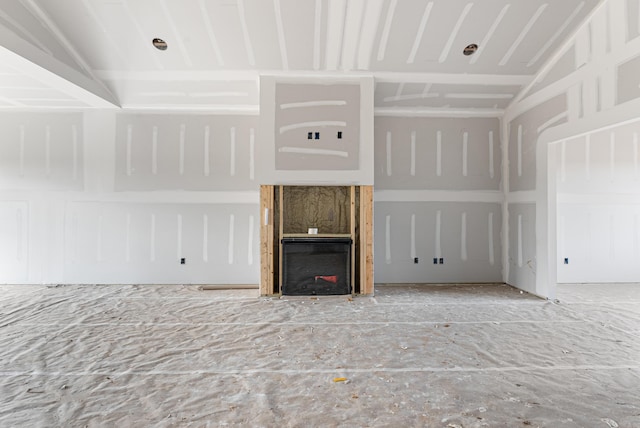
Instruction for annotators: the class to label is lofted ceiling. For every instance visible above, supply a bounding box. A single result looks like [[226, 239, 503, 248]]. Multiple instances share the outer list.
[[0, 0, 603, 113]]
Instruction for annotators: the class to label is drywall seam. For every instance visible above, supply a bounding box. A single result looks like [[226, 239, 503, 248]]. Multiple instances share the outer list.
[[407, 2, 433, 64], [410, 131, 416, 176], [470, 4, 510, 65], [435, 210, 442, 258], [410, 213, 416, 260], [488, 212, 495, 265]]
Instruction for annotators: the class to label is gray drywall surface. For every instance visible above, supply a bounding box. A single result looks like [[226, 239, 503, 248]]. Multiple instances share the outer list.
[[617, 53, 640, 106], [374, 116, 501, 190], [274, 83, 360, 171], [115, 114, 259, 191], [507, 203, 536, 293], [509, 94, 568, 191], [374, 201, 502, 283], [0, 112, 84, 190]]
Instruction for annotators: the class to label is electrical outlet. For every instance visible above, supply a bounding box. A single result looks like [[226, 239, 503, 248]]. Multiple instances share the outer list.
[[414, 257, 419, 264], [439, 258, 444, 264], [564, 258, 569, 264], [337, 131, 343, 139], [433, 258, 438, 265], [307, 132, 313, 139], [315, 132, 320, 139], [180, 258, 186, 265]]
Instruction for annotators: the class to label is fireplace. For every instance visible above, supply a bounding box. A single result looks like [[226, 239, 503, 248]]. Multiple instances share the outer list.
[[281, 237, 352, 295]]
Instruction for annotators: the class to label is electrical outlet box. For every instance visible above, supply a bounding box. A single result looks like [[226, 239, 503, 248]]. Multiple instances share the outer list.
[[433, 258, 438, 265], [414, 257, 419, 264], [564, 258, 569, 264], [180, 258, 186, 265], [439, 258, 444, 264]]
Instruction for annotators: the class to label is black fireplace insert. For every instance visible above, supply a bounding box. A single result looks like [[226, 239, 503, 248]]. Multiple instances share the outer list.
[[281, 237, 352, 295]]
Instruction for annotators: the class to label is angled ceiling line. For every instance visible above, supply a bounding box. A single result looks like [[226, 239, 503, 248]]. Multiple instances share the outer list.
[[237, 0, 256, 66], [499, 3, 549, 66], [407, 2, 434, 64], [439, 2, 473, 63], [158, 0, 193, 67], [0, 8, 52, 56], [395, 82, 405, 97], [313, 0, 322, 70], [376, 0, 397, 61], [509, 0, 608, 109], [20, 0, 99, 76], [469, 4, 510, 65], [422, 83, 432, 96], [120, 0, 165, 70], [341, 0, 366, 70], [356, 0, 384, 70], [273, 0, 289, 70], [527, 1, 586, 67], [197, 0, 224, 66]]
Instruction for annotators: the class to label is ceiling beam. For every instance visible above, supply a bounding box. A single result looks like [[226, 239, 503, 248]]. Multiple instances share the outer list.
[[0, 24, 119, 108]]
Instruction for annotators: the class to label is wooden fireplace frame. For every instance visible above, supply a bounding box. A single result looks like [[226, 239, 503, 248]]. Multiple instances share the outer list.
[[259, 185, 373, 296]]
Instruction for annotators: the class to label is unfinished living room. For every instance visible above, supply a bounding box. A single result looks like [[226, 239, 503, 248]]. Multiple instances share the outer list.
[[1, 0, 639, 426]]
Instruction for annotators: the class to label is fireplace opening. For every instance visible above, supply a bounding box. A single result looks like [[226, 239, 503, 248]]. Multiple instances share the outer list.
[[281, 237, 351, 295]]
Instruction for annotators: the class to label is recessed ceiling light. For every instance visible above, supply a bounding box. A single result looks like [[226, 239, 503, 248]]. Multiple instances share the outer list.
[[152, 38, 168, 51], [463, 43, 478, 56]]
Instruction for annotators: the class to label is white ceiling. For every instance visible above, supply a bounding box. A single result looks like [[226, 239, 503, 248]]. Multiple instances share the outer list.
[[0, 0, 603, 112]]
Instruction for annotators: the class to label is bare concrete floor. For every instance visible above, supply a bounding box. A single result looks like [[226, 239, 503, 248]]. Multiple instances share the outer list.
[[0, 283, 639, 427]]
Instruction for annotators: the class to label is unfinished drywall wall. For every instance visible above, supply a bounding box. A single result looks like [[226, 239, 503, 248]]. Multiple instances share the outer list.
[[556, 120, 640, 283], [274, 83, 360, 171], [507, 203, 536, 292], [0, 111, 259, 285], [504, 0, 640, 297], [373, 116, 502, 283], [114, 114, 258, 191], [259, 76, 374, 184]]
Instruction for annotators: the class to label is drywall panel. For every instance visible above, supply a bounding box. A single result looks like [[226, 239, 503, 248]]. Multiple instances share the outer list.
[[557, 202, 640, 283], [375, 116, 501, 190], [114, 114, 259, 191], [259, 76, 374, 184], [63, 202, 259, 284], [617, 53, 640, 105], [0, 2, 91, 79], [555, 119, 640, 283], [507, 203, 536, 293], [0, 201, 28, 282], [558, 124, 640, 194], [374, 201, 502, 283], [509, 94, 568, 191], [627, 0, 640, 41], [274, 83, 360, 170], [0, 112, 84, 190]]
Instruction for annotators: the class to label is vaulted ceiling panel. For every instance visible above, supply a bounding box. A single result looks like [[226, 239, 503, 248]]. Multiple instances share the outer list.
[[0, 0, 605, 110], [279, 0, 320, 70], [242, 0, 284, 69]]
